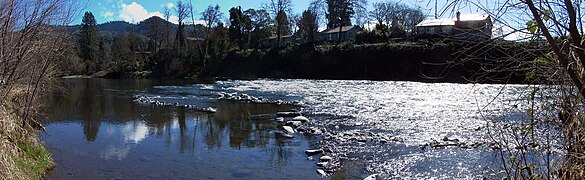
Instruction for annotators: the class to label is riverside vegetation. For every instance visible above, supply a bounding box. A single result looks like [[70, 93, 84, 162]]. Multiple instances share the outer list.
[[0, 0, 80, 178]]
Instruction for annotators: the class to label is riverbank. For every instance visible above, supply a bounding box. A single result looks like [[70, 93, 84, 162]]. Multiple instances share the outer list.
[[0, 105, 53, 179], [200, 40, 538, 84]]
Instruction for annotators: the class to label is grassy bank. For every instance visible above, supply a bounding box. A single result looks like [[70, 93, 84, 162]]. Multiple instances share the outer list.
[[0, 105, 53, 179]]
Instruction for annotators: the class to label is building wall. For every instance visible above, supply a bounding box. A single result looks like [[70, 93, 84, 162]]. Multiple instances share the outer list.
[[417, 19, 492, 40]]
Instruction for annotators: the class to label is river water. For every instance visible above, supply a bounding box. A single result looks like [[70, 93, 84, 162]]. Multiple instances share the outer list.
[[40, 78, 536, 179]]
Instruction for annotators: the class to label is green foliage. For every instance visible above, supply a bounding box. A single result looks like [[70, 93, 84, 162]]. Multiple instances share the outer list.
[[532, 57, 548, 65], [276, 10, 292, 36], [525, 71, 536, 81], [78, 11, 105, 74], [297, 10, 318, 42], [326, 0, 354, 29], [244, 9, 273, 48], [229, 6, 252, 48], [15, 142, 53, 179], [526, 21, 536, 34]]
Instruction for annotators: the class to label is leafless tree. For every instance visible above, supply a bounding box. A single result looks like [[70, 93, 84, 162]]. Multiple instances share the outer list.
[[442, 0, 585, 179], [162, 6, 172, 46], [263, 0, 292, 48], [0, 0, 80, 127], [175, 0, 191, 47]]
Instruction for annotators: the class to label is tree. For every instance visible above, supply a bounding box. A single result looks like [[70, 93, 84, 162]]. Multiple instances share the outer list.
[[229, 6, 252, 48], [289, 13, 300, 35], [326, 0, 355, 42], [369, 1, 424, 38], [297, 10, 318, 42], [0, 0, 78, 137], [263, 0, 292, 48], [145, 16, 165, 53], [78, 11, 103, 74], [445, 0, 585, 178], [162, 6, 173, 47], [352, 0, 368, 27], [326, 0, 354, 29], [244, 9, 273, 48], [309, 0, 327, 29], [175, 1, 191, 48], [276, 10, 292, 37], [202, 5, 223, 31], [201, 4, 223, 65], [404, 8, 424, 35]]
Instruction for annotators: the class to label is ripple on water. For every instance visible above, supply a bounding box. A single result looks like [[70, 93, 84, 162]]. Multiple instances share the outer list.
[[136, 79, 544, 179]]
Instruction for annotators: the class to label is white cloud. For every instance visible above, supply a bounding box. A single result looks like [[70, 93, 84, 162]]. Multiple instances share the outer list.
[[165, 2, 175, 9], [101, 11, 114, 20], [119, 2, 152, 23], [118, 2, 204, 25]]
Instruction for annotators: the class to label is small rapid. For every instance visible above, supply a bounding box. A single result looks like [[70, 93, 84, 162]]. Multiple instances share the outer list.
[[134, 79, 540, 178]]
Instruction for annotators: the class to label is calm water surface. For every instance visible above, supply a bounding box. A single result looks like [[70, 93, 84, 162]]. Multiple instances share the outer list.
[[41, 79, 535, 179]]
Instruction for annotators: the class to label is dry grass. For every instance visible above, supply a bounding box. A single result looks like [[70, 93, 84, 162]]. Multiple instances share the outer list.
[[0, 105, 24, 179], [0, 104, 54, 179]]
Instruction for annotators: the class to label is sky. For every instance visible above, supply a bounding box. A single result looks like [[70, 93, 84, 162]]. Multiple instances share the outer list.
[[73, 0, 526, 40], [74, 0, 485, 25]]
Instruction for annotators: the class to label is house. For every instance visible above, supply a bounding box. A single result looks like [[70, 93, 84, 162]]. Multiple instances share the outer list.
[[416, 12, 492, 40], [266, 35, 302, 47], [264, 25, 360, 47], [316, 26, 360, 42]]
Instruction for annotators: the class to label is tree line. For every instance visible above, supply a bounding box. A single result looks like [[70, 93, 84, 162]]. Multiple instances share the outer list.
[[68, 0, 425, 77]]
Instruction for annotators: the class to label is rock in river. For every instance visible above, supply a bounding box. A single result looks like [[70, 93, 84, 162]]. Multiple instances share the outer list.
[[319, 156, 332, 162], [292, 116, 309, 123], [282, 126, 295, 134], [316, 169, 327, 177], [286, 121, 302, 127], [305, 149, 323, 156]]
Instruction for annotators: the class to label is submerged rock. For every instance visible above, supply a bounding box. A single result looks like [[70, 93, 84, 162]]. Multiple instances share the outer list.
[[276, 112, 301, 117], [305, 149, 323, 156], [274, 131, 295, 138], [286, 121, 302, 127], [316, 161, 328, 167]]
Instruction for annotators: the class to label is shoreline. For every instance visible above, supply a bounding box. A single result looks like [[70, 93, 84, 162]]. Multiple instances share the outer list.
[[0, 106, 54, 179]]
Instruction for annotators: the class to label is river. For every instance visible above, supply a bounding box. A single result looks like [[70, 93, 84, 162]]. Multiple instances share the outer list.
[[40, 78, 536, 179]]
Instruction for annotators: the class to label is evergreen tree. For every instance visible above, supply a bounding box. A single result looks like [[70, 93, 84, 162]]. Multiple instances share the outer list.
[[326, 0, 354, 29], [297, 10, 318, 42], [78, 12, 103, 74], [229, 6, 252, 48], [276, 10, 291, 38]]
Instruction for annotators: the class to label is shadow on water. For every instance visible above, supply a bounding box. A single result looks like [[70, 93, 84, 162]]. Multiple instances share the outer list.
[[40, 79, 317, 179]]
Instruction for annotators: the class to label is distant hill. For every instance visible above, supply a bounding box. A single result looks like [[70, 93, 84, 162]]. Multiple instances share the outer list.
[[65, 16, 205, 38]]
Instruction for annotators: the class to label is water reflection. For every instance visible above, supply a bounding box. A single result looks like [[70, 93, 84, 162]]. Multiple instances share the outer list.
[[41, 79, 315, 179]]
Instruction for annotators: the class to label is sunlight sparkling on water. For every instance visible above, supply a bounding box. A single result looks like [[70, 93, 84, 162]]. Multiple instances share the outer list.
[[136, 79, 536, 178]]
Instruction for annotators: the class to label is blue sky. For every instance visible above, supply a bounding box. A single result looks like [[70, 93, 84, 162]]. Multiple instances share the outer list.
[[74, 0, 487, 25], [71, 0, 533, 41]]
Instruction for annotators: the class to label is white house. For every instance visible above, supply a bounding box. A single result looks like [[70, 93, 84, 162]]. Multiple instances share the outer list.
[[416, 12, 492, 40]]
